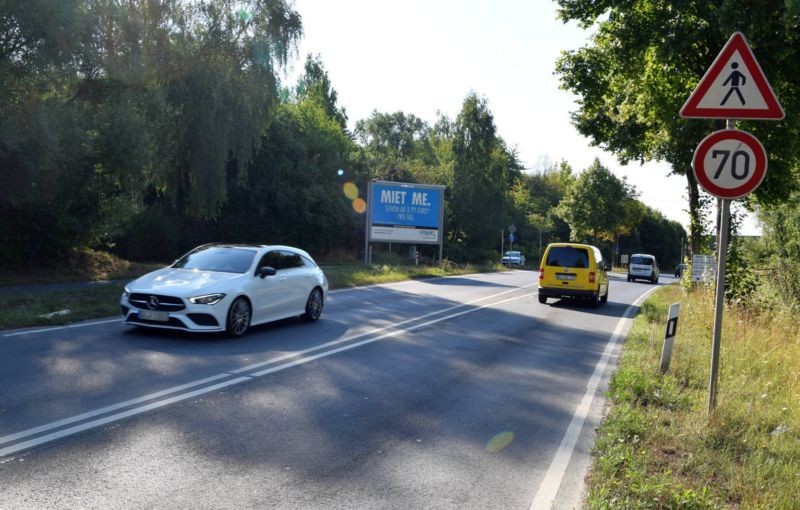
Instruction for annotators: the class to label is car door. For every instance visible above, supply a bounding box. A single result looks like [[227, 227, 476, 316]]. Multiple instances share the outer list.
[[250, 250, 290, 322], [275, 250, 310, 315]]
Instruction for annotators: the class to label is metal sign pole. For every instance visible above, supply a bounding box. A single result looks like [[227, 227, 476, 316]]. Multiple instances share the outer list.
[[708, 197, 730, 413], [708, 118, 735, 413]]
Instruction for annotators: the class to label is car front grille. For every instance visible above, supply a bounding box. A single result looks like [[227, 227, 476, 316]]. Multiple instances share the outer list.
[[128, 293, 186, 311], [126, 315, 189, 328]]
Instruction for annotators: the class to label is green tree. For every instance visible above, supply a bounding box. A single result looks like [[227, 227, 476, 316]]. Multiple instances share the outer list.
[[557, 159, 635, 244], [555, 0, 800, 255], [0, 0, 303, 265], [510, 160, 574, 261], [448, 93, 522, 255], [354, 111, 435, 182], [162, 0, 302, 218], [756, 190, 800, 304], [296, 54, 348, 130]]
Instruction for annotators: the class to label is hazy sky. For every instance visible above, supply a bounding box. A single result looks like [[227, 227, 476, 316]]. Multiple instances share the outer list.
[[283, 0, 761, 235]]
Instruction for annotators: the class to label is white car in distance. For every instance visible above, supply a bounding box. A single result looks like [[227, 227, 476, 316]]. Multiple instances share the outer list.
[[121, 244, 328, 337], [502, 251, 526, 266]]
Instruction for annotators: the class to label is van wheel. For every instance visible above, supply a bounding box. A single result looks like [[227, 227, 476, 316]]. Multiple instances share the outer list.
[[601, 287, 608, 304], [627, 276, 632, 282], [538, 295, 547, 304], [591, 292, 600, 308]]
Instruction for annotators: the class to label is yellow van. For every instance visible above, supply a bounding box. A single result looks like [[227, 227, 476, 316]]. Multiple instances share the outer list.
[[538, 243, 609, 306]]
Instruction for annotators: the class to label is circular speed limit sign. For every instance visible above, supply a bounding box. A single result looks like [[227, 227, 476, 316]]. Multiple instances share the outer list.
[[692, 129, 767, 199]]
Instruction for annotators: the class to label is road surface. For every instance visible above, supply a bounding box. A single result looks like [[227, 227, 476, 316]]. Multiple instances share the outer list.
[[0, 271, 667, 509]]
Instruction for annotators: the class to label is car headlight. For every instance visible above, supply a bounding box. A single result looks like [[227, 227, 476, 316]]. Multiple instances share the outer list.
[[122, 286, 130, 298], [189, 293, 226, 305]]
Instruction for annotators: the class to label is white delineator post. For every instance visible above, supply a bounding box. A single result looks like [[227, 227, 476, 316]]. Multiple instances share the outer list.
[[660, 302, 681, 374]]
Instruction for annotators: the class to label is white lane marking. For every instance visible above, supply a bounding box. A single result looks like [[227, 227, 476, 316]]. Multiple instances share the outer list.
[[0, 288, 535, 457], [0, 377, 251, 458], [231, 283, 538, 374], [249, 293, 531, 378], [530, 286, 661, 509], [1, 284, 535, 447], [4, 319, 122, 337], [3, 273, 530, 336], [0, 373, 233, 446]]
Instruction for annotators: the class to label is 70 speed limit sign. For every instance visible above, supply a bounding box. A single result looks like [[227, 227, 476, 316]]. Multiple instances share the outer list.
[[692, 129, 767, 199]]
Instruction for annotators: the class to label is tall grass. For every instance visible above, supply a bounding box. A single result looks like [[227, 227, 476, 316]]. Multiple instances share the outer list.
[[587, 283, 800, 508]]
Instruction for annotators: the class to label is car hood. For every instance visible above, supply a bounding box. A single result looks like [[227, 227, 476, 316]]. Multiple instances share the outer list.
[[128, 267, 245, 295]]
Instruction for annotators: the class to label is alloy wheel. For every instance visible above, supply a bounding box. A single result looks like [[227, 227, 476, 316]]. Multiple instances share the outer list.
[[227, 298, 251, 336], [304, 288, 323, 322]]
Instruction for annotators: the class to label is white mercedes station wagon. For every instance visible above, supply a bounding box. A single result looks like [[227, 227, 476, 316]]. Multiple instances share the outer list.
[[120, 244, 328, 336]]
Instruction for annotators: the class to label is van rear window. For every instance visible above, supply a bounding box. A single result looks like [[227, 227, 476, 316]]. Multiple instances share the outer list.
[[630, 256, 653, 266], [546, 247, 589, 268]]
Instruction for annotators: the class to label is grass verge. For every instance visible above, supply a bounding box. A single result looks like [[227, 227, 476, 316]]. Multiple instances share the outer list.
[[321, 262, 497, 289], [0, 249, 163, 286], [0, 262, 504, 331], [587, 283, 800, 508]]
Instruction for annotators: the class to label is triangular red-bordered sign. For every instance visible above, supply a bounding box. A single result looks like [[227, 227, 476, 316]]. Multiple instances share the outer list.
[[680, 32, 784, 120]]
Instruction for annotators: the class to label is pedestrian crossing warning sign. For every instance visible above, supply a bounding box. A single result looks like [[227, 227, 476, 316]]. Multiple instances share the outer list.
[[680, 32, 784, 120]]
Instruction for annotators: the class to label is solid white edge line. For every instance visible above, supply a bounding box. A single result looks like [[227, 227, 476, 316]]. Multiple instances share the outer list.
[[4, 318, 122, 337], [530, 285, 661, 510], [0, 288, 535, 457]]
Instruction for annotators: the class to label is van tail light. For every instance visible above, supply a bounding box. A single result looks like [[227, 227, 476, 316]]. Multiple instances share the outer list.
[[589, 271, 596, 283], [539, 268, 544, 281]]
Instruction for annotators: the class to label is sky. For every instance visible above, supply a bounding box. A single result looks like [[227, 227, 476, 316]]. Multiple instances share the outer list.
[[283, 0, 761, 235]]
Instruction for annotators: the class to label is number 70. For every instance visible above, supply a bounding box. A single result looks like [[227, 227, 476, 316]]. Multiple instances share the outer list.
[[712, 149, 750, 180]]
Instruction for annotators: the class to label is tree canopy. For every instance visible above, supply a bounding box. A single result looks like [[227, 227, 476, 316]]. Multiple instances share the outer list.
[[0, 0, 688, 270], [555, 0, 800, 254]]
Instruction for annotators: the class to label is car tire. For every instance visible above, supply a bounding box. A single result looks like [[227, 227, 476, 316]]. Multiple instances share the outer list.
[[591, 291, 600, 308], [538, 294, 547, 304], [627, 276, 632, 282], [601, 287, 608, 304], [226, 297, 251, 337], [302, 288, 324, 322]]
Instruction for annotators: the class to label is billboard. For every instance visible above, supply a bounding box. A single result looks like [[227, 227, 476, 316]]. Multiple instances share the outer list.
[[367, 181, 445, 244]]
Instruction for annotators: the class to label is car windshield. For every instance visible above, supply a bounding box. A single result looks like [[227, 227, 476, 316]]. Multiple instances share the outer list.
[[172, 246, 257, 274], [505, 251, 520, 257], [546, 247, 589, 268], [631, 256, 654, 266]]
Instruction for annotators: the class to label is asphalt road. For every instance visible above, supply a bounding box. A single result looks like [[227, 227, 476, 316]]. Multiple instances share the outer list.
[[0, 271, 668, 509]]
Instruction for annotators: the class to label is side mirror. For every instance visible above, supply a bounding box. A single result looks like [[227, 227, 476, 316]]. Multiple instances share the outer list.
[[604, 262, 611, 271], [258, 266, 277, 278]]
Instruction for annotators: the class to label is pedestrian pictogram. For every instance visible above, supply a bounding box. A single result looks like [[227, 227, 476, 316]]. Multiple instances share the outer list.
[[692, 129, 767, 199], [721, 62, 746, 106], [680, 32, 784, 120]]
